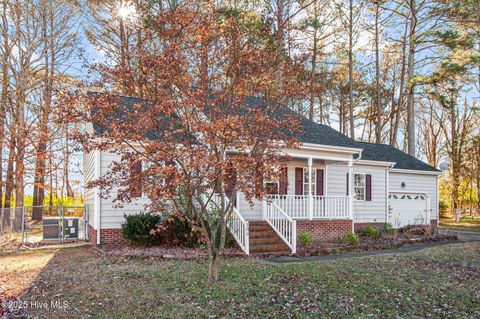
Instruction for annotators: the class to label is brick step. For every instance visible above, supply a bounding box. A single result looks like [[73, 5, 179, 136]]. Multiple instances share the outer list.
[[249, 225, 274, 232], [249, 244, 290, 253], [250, 236, 284, 245], [249, 231, 279, 238], [248, 221, 269, 226]]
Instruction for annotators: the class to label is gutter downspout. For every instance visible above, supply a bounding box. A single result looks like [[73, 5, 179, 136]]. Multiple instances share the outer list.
[[94, 150, 101, 245], [385, 163, 395, 225]]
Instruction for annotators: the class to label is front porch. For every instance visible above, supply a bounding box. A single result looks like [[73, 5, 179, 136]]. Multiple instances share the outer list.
[[228, 149, 358, 256]]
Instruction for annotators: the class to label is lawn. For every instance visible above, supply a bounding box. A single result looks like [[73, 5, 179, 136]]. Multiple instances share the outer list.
[[439, 217, 480, 232], [1, 243, 480, 318]]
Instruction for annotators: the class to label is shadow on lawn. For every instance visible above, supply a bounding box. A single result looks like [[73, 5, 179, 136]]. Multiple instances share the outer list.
[[0, 247, 87, 318]]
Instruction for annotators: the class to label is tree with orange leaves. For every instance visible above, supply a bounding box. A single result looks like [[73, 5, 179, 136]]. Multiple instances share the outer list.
[[62, 1, 303, 281]]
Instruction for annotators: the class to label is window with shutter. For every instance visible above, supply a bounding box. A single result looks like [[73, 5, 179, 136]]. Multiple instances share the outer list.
[[316, 169, 324, 196], [295, 167, 303, 195], [130, 161, 142, 197], [365, 174, 372, 201]]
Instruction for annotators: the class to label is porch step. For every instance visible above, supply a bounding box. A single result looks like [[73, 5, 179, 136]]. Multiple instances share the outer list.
[[249, 237, 285, 245], [248, 221, 291, 256]]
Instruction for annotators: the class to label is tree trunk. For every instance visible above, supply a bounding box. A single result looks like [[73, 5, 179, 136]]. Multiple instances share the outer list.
[[33, 5, 54, 218], [374, 2, 381, 144], [4, 141, 15, 208], [406, 0, 417, 155], [308, 27, 317, 121], [391, 15, 409, 146], [0, 0, 11, 209], [208, 253, 221, 282], [450, 106, 459, 210], [14, 90, 26, 207], [348, 0, 355, 139]]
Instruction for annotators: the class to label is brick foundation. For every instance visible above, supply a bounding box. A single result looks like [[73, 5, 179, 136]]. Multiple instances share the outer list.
[[88, 224, 125, 245], [354, 222, 385, 233], [297, 220, 352, 242], [354, 220, 439, 233]]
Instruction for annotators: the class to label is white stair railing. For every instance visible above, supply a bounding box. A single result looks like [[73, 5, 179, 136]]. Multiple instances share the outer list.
[[268, 195, 350, 220], [210, 194, 249, 255], [265, 201, 296, 254]]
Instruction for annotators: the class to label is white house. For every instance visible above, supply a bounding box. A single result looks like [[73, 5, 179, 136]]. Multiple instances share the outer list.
[[84, 95, 441, 255]]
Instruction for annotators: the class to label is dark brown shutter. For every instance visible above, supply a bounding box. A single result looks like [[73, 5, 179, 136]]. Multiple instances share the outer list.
[[255, 165, 264, 196], [130, 161, 142, 197], [279, 167, 288, 195], [346, 173, 349, 196], [295, 167, 303, 195], [366, 174, 372, 201], [316, 169, 324, 196], [225, 166, 237, 197]]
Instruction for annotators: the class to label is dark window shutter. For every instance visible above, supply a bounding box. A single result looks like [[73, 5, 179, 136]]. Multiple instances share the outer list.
[[279, 167, 288, 195], [295, 167, 303, 195], [346, 173, 349, 196], [316, 169, 324, 196], [130, 161, 142, 197], [366, 174, 372, 201], [255, 166, 264, 196], [225, 165, 237, 197]]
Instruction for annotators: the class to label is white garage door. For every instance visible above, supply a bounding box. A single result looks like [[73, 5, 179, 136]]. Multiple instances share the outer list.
[[388, 192, 430, 229]]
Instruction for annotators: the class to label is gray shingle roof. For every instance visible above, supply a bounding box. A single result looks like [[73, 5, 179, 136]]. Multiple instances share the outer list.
[[358, 142, 440, 172], [88, 92, 438, 172]]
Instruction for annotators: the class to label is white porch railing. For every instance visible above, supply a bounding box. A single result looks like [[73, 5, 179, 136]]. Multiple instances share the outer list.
[[210, 194, 249, 255], [267, 195, 350, 220], [265, 201, 296, 254]]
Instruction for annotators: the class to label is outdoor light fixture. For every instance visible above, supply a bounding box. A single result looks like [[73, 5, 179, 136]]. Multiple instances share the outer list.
[[401, 182, 406, 189]]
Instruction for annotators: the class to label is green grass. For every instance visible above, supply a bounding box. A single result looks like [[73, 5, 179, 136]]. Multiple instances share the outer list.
[[440, 217, 480, 232], [3, 243, 480, 318]]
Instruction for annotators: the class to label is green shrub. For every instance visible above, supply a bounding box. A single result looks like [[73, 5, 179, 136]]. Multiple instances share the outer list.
[[163, 213, 204, 247], [122, 213, 162, 245], [384, 223, 394, 235], [342, 231, 358, 244], [299, 232, 314, 247], [361, 225, 381, 238]]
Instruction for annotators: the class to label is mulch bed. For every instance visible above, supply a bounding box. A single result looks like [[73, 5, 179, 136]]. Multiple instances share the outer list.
[[296, 234, 459, 257], [93, 244, 245, 260]]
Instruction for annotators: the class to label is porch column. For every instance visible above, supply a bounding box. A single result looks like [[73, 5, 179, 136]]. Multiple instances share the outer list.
[[348, 159, 354, 230], [308, 157, 313, 220], [236, 192, 240, 214]]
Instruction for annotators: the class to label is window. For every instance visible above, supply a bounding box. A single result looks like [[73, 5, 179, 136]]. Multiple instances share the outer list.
[[303, 168, 316, 195], [265, 182, 279, 194], [354, 173, 365, 201]]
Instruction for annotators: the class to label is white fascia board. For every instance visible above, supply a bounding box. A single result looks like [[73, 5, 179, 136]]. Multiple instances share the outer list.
[[390, 168, 442, 176], [284, 151, 352, 162], [300, 142, 363, 154], [355, 159, 396, 167]]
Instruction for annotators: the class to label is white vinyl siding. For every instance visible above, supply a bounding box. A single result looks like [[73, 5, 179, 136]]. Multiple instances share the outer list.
[[327, 163, 388, 223], [99, 151, 151, 229], [389, 172, 438, 221], [83, 150, 96, 227]]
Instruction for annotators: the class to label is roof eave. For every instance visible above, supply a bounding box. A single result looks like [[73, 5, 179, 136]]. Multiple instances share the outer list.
[[300, 142, 363, 154], [390, 168, 442, 176]]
